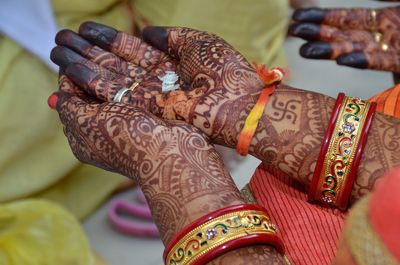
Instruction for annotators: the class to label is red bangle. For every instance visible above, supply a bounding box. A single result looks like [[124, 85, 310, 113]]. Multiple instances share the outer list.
[[190, 233, 284, 265], [308, 93, 345, 201], [337, 101, 377, 209], [163, 204, 284, 265], [308, 94, 376, 210]]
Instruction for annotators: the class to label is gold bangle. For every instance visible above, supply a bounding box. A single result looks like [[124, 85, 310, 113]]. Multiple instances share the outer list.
[[165, 208, 283, 265], [311, 96, 375, 210], [130, 82, 139, 91]]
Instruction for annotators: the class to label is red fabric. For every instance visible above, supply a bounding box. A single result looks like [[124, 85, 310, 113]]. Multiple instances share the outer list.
[[368, 168, 400, 262], [249, 165, 345, 265]]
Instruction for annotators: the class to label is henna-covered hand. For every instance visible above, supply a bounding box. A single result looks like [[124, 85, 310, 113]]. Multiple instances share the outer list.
[[289, 6, 400, 73], [51, 27, 186, 112], [51, 22, 265, 147], [51, 23, 400, 205], [53, 75, 286, 264], [55, 75, 246, 242]]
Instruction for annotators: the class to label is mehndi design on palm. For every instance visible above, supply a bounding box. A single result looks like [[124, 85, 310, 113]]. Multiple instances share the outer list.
[[51, 22, 265, 146]]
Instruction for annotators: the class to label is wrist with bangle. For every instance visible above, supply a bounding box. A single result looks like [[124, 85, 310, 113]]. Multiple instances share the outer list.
[[163, 204, 286, 265], [308, 92, 377, 210]]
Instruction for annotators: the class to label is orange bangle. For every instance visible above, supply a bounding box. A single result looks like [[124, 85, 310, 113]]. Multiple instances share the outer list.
[[308, 95, 376, 210], [236, 64, 285, 156]]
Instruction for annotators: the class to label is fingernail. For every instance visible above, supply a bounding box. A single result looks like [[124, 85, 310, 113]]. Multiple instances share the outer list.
[[337, 52, 368, 69], [79, 21, 117, 49], [48, 92, 59, 110], [142, 26, 168, 52], [292, 7, 326, 23], [300, 42, 332, 59], [288, 23, 320, 40], [55, 29, 92, 52]]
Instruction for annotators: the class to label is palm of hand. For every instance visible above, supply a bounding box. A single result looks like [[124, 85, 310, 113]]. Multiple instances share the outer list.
[[149, 28, 264, 144], [57, 75, 211, 181], [52, 23, 265, 146]]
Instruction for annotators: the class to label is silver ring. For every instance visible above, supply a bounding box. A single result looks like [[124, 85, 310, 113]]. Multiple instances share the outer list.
[[113, 87, 131, 103], [113, 82, 139, 103]]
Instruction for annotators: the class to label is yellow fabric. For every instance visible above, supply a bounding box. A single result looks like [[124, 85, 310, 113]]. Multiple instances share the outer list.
[[0, 199, 96, 265], [52, 0, 134, 33], [133, 0, 290, 68], [0, 0, 133, 219]]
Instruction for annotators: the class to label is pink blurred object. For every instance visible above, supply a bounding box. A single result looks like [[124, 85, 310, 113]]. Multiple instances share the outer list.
[[108, 188, 159, 238]]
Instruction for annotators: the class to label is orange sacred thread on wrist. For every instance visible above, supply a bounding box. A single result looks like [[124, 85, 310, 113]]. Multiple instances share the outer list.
[[236, 63, 285, 156]]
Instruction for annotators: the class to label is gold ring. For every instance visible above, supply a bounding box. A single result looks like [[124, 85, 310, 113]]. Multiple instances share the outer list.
[[370, 9, 377, 30], [372, 32, 390, 52], [380, 43, 389, 52], [129, 82, 139, 91]]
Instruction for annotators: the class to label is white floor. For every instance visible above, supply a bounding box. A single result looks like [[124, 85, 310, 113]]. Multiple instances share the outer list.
[[83, 1, 397, 264]]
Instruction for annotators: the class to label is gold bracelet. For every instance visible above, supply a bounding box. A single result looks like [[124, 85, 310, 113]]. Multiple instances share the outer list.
[[309, 95, 376, 210], [164, 205, 284, 265]]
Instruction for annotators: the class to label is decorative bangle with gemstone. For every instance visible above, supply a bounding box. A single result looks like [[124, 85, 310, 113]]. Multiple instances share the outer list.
[[308, 94, 377, 210], [163, 204, 285, 265], [308, 93, 345, 205]]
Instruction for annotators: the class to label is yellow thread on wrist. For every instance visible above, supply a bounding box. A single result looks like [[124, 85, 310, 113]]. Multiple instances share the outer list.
[[236, 64, 284, 156]]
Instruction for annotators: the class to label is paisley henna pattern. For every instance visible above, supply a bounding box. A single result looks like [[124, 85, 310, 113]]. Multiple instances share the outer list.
[[56, 89, 244, 245]]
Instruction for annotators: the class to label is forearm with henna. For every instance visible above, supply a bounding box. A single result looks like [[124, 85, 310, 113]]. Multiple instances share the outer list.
[[135, 120, 286, 264], [170, 36, 400, 204], [220, 84, 400, 204], [137, 124, 244, 244]]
